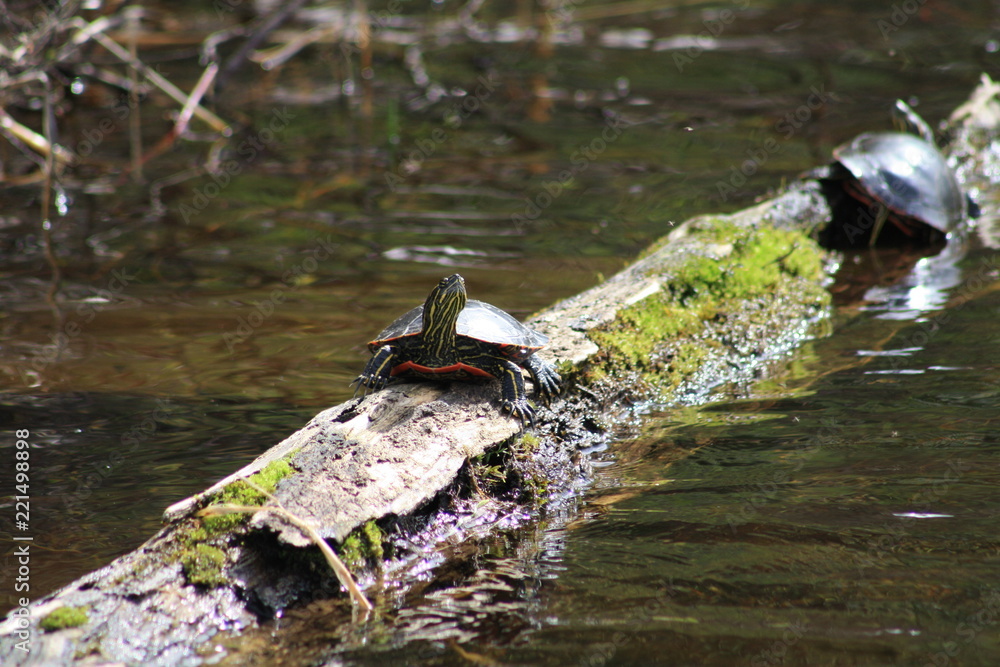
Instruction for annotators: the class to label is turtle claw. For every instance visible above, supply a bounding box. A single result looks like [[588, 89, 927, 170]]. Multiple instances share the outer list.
[[536, 371, 561, 403], [351, 371, 389, 399], [525, 356, 561, 404], [502, 399, 536, 429], [350, 377, 372, 398], [353, 346, 395, 397]]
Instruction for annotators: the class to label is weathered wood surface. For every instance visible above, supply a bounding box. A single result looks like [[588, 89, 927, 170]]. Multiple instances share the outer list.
[[3, 75, 997, 667]]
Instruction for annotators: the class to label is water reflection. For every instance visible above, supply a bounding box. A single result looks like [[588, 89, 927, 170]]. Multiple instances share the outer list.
[[220, 519, 573, 666], [862, 241, 967, 320]]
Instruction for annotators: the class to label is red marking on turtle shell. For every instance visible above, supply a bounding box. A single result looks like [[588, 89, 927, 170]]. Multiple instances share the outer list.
[[391, 361, 495, 378]]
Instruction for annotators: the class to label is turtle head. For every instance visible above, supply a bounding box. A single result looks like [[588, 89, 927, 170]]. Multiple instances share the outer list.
[[421, 273, 467, 350]]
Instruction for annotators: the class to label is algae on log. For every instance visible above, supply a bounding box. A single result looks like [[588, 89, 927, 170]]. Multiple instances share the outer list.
[[3, 77, 997, 667]]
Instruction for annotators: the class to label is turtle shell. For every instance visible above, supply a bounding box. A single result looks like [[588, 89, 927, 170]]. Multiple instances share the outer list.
[[370, 298, 548, 358], [834, 132, 965, 234]]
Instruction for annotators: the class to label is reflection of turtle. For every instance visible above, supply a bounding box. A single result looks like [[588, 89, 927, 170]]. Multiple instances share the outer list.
[[816, 101, 969, 248], [353, 274, 561, 426]]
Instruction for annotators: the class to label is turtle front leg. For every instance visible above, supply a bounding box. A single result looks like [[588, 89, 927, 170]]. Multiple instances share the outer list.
[[352, 345, 396, 396], [497, 359, 535, 427], [524, 355, 561, 403]]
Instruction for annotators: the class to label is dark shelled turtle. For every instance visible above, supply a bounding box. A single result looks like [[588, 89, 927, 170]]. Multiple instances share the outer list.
[[816, 100, 968, 247], [353, 273, 561, 426]]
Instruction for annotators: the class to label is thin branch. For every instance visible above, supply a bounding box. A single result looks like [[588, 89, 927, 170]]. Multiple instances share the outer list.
[[0, 108, 76, 166], [70, 62, 151, 94], [177, 62, 220, 132], [251, 25, 339, 71], [55, 15, 119, 62], [133, 61, 220, 172], [215, 0, 311, 89], [75, 23, 232, 135]]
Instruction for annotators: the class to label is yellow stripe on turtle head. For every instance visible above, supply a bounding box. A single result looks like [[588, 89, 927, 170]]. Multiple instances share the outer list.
[[421, 274, 467, 357]]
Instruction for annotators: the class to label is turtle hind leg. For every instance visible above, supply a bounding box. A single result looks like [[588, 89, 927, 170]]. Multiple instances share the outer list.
[[353, 345, 396, 396], [524, 355, 561, 403]]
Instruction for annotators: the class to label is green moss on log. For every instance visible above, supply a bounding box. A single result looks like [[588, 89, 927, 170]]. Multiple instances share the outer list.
[[338, 520, 386, 571], [590, 219, 828, 393], [201, 457, 296, 534], [361, 520, 385, 561], [158, 456, 299, 588], [511, 432, 551, 500], [513, 432, 541, 456], [180, 543, 228, 587], [466, 431, 544, 500], [39, 606, 88, 632]]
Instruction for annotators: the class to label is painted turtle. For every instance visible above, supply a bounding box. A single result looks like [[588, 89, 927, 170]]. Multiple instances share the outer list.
[[353, 273, 561, 425], [818, 100, 968, 247]]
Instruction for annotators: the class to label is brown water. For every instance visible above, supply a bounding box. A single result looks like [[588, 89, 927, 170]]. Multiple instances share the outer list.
[[2, 0, 999, 664]]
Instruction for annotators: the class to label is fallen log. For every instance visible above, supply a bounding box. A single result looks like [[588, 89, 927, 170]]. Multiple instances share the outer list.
[[3, 75, 997, 666]]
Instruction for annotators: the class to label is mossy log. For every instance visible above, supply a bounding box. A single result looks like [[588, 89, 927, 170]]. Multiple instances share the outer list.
[[3, 76, 998, 666]]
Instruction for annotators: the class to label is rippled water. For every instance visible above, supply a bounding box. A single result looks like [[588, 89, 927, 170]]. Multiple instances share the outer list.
[[1, 0, 999, 663]]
